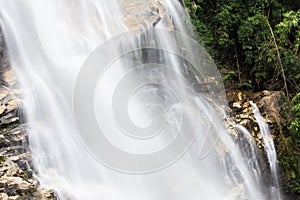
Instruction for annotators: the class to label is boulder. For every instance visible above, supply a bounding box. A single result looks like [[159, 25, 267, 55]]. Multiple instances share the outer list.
[[258, 91, 285, 125], [227, 90, 285, 142], [121, 0, 169, 30]]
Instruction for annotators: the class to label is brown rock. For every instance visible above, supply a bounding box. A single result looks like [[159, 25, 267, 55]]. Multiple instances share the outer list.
[[0, 62, 55, 199], [242, 101, 250, 109], [0, 89, 8, 102], [3, 70, 17, 86], [232, 102, 241, 109], [0, 105, 6, 115], [6, 100, 19, 113], [239, 113, 249, 119], [8, 196, 21, 200], [0, 193, 9, 200], [121, 0, 167, 30], [258, 91, 284, 125], [0, 135, 10, 148], [7, 177, 32, 189], [240, 119, 250, 126], [261, 90, 271, 96]]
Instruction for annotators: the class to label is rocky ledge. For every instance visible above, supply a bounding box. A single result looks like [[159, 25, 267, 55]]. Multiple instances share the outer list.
[[227, 89, 293, 198], [0, 31, 56, 199], [227, 90, 285, 147], [120, 0, 170, 30]]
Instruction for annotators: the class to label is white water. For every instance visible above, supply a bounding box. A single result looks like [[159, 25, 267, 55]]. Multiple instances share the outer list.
[[250, 101, 281, 200], [0, 0, 280, 199], [234, 125, 262, 186]]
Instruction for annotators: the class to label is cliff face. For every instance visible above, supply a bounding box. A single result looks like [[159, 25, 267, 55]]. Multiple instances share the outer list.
[[0, 29, 55, 200], [227, 90, 298, 199], [0, 2, 293, 199]]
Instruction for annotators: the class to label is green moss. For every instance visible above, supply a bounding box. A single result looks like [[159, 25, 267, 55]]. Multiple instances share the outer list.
[[23, 172, 28, 181], [0, 156, 6, 163]]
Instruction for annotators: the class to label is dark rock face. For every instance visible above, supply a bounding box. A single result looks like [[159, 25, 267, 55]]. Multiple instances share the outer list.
[[0, 29, 56, 199]]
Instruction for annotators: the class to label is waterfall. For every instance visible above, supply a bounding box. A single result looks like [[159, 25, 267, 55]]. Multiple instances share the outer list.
[[0, 0, 280, 199], [250, 101, 281, 200], [234, 125, 262, 187]]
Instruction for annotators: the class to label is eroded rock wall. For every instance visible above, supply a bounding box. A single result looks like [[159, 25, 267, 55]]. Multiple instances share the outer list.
[[226, 90, 293, 198]]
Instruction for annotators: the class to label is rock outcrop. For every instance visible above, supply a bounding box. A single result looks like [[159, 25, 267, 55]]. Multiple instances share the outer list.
[[120, 0, 170, 30], [227, 90, 285, 147], [0, 29, 56, 200], [226, 90, 289, 197]]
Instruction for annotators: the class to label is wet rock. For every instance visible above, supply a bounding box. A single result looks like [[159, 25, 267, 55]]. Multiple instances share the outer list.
[[2, 176, 33, 194], [3, 70, 17, 87], [0, 89, 9, 102], [0, 74, 56, 198], [258, 91, 285, 125], [0, 135, 10, 148], [0, 86, 56, 198], [121, 0, 169, 30], [0, 28, 56, 199], [232, 102, 241, 109], [6, 100, 20, 114], [226, 90, 286, 195], [0, 29, 9, 79], [8, 196, 21, 200], [227, 90, 284, 143], [0, 193, 9, 200]]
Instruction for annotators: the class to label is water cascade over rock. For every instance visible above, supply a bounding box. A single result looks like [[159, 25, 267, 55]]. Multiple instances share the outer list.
[[0, 0, 281, 199]]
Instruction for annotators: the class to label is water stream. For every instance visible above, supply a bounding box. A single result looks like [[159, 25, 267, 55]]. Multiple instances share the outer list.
[[250, 101, 281, 200], [0, 0, 281, 199]]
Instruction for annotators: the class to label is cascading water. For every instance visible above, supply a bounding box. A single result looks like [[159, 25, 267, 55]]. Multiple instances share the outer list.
[[0, 0, 281, 199], [234, 125, 262, 188], [250, 101, 281, 200]]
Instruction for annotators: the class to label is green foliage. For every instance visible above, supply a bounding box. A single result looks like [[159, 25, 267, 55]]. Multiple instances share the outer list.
[[276, 10, 300, 52], [289, 179, 300, 195], [276, 92, 300, 194], [183, 0, 214, 52], [287, 92, 300, 194], [290, 93, 300, 134], [23, 172, 28, 181], [222, 70, 238, 81], [184, 0, 300, 93], [237, 80, 253, 90]]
